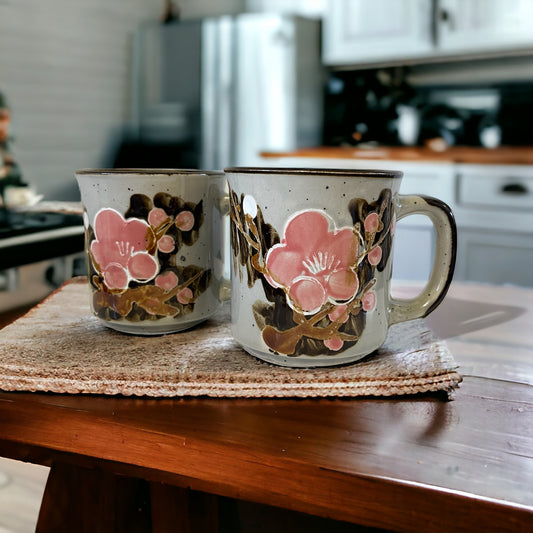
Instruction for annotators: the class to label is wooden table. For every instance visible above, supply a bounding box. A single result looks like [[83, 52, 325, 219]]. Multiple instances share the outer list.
[[0, 282, 532, 532]]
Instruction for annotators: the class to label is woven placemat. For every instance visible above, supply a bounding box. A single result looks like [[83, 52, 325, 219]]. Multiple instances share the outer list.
[[0, 279, 461, 398]]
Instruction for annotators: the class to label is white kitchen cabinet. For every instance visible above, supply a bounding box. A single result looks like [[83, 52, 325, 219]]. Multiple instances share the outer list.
[[323, 0, 533, 66], [456, 229, 533, 286], [438, 0, 533, 55], [453, 164, 533, 287], [323, 0, 433, 65]]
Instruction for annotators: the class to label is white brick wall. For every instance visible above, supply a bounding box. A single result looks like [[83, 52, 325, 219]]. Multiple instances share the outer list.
[[0, 0, 165, 200], [0, 0, 244, 201]]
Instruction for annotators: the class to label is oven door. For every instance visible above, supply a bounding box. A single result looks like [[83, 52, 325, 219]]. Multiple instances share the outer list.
[[0, 253, 86, 314]]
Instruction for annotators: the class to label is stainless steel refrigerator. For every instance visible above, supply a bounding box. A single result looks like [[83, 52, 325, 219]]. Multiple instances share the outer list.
[[127, 13, 324, 170]]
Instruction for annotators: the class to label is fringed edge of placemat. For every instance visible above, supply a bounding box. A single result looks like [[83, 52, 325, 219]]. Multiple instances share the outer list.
[[0, 370, 462, 398]]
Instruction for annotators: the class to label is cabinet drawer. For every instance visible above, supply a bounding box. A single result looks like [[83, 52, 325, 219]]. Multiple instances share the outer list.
[[458, 170, 533, 211]]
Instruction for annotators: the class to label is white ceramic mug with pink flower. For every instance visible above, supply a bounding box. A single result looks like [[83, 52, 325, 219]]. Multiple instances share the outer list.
[[225, 167, 456, 368], [76, 169, 227, 335]]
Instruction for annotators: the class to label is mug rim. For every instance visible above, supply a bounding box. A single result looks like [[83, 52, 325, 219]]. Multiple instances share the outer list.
[[76, 168, 223, 176], [223, 167, 403, 178]]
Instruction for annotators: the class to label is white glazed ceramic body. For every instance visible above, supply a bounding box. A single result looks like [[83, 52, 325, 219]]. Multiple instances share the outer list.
[[225, 167, 456, 368], [76, 169, 226, 335]]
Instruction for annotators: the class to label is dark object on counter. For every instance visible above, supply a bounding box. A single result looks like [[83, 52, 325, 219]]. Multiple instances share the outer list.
[[323, 68, 416, 147], [418, 104, 465, 147]]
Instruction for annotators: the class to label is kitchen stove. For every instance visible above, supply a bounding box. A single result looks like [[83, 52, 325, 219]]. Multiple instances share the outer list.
[[0, 207, 84, 270], [0, 208, 82, 239], [0, 206, 86, 313]]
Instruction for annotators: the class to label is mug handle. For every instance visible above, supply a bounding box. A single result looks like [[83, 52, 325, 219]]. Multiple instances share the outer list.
[[389, 194, 457, 325]]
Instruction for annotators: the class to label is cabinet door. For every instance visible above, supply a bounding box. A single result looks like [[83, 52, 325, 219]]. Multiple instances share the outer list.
[[438, 0, 533, 54], [456, 229, 533, 287], [322, 0, 434, 65]]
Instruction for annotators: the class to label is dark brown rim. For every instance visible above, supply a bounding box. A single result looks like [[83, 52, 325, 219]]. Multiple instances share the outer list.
[[223, 167, 403, 178], [76, 168, 223, 176]]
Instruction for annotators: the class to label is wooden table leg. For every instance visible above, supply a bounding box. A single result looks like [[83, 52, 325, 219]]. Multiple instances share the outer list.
[[35, 461, 220, 532], [36, 461, 151, 533], [150, 483, 219, 533]]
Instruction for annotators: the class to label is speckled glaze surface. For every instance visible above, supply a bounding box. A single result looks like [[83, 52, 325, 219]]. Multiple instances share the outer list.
[[225, 167, 456, 368], [76, 169, 226, 335]]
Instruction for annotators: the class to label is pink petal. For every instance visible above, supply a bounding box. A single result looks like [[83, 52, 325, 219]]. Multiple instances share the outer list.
[[156, 271, 179, 291], [289, 276, 327, 314], [91, 209, 154, 274], [176, 211, 195, 231], [127, 252, 158, 281], [327, 270, 359, 302], [264, 247, 306, 288], [368, 246, 383, 266], [325, 227, 358, 268], [93, 208, 124, 242], [364, 212, 380, 233], [158, 235, 175, 253], [362, 291, 376, 311], [177, 287, 194, 304], [283, 210, 331, 251], [324, 337, 344, 351], [93, 209, 152, 253], [122, 219, 154, 253], [91, 240, 127, 270], [148, 207, 169, 227], [102, 264, 129, 290], [328, 304, 349, 323]]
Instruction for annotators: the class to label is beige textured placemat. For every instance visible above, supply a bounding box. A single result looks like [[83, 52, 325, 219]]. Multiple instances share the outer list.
[[0, 279, 461, 398]]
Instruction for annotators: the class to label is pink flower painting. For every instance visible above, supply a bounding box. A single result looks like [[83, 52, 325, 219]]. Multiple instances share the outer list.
[[264, 210, 359, 314], [229, 187, 394, 357], [90, 208, 159, 290]]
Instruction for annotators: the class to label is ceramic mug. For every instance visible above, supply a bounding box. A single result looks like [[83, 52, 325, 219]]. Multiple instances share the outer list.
[[76, 169, 227, 335], [225, 167, 456, 368]]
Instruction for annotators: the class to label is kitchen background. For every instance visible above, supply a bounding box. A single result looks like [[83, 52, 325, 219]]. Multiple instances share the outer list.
[[1, 1, 533, 531], [1, 0, 533, 197], [0, 0, 532, 314], [1, 0, 533, 318]]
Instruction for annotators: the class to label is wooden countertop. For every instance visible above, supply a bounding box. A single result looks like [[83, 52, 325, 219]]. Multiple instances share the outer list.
[[261, 146, 533, 165], [0, 281, 532, 532]]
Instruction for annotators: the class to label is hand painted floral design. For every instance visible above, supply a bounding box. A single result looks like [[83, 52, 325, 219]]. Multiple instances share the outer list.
[[155, 270, 179, 291], [264, 210, 359, 314], [230, 188, 393, 358], [328, 304, 349, 324], [362, 290, 377, 311], [90, 208, 158, 290], [86, 193, 211, 322], [175, 210, 195, 231]]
